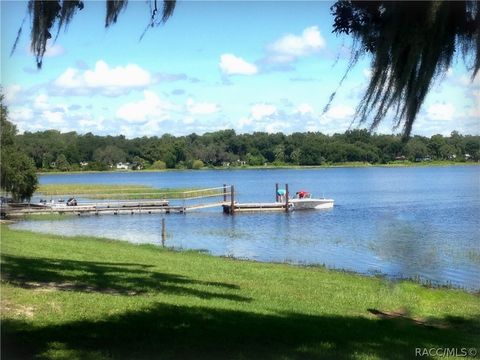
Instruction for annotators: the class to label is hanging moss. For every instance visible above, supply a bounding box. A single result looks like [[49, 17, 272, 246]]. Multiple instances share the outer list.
[[330, 1, 479, 138], [12, 0, 176, 69]]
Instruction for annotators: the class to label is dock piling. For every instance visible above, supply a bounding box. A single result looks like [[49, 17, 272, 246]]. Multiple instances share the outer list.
[[161, 218, 166, 247], [230, 185, 235, 215], [285, 183, 289, 212]]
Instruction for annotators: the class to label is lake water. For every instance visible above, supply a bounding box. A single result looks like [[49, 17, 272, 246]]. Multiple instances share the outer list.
[[11, 166, 480, 290]]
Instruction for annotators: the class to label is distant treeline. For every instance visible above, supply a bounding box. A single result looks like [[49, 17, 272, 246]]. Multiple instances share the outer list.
[[16, 129, 480, 171]]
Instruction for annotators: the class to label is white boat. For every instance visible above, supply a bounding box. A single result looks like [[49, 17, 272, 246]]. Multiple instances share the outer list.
[[289, 190, 334, 210]]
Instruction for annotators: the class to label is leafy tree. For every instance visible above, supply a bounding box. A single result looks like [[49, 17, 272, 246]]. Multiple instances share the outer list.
[[132, 156, 147, 170], [273, 144, 286, 164], [405, 137, 429, 161], [1, 148, 38, 201], [0, 95, 38, 201], [162, 151, 177, 169], [439, 144, 456, 160], [428, 134, 446, 159], [93, 145, 126, 166], [246, 153, 266, 166], [85, 161, 109, 171], [55, 153, 70, 171], [464, 138, 480, 160]]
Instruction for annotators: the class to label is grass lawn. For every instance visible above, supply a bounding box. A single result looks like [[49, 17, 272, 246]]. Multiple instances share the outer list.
[[1, 226, 479, 359]]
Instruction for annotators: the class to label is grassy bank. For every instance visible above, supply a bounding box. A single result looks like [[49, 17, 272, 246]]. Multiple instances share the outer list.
[[36, 184, 216, 200], [37, 160, 479, 175], [1, 226, 479, 359]]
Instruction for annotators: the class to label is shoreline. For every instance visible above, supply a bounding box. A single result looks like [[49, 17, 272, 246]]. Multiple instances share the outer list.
[[4, 223, 478, 293], [37, 161, 479, 175]]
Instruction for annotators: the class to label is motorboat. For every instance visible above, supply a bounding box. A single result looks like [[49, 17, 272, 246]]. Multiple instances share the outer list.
[[288, 190, 334, 210]]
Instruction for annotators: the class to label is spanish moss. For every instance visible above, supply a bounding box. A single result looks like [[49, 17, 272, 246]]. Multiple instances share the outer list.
[[330, 1, 479, 138], [13, 0, 176, 69], [105, 0, 128, 27]]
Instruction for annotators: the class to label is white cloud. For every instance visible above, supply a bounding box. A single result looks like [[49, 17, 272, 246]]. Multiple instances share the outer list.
[[427, 103, 455, 121], [54, 60, 152, 95], [186, 98, 219, 115], [461, 73, 480, 86], [44, 43, 65, 58], [251, 103, 277, 120], [34, 94, 50, 110], [183, 117, 195, 125], [79, 117, 104, 131], [10, 108, 33, 123], [4, 85, 22, 104], [265, 121, 288, 134], [266, 26, 326, 64], [296, 103, 313, 115], [306, 120, 320, 132], [43, 110, 65, 125], [324, 105, 355, 120], [116, 91, 175, 123], [28, 40, 65, 58], [219, 54, 258, 75], [238, 116, 253, 128]]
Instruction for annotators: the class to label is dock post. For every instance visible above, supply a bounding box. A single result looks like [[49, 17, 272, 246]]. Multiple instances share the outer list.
[[275, 183, 279, 202], [223, 184, 227, 202], [161, 218, 166, 247], [230, 185, 235, 215], [285, 183, 289, 212]]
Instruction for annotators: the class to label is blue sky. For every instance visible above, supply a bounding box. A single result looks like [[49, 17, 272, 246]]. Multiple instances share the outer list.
[[1, 0, 479, 138]]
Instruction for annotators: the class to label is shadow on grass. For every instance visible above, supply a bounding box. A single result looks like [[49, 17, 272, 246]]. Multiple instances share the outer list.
[[2, 303, 479, 360], [1, 255, 248, 301]]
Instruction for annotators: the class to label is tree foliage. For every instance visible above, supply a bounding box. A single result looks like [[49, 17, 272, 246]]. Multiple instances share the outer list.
[[15, 128, 480, 172], [330, 1, 479, 137], [0, 95, 38, 201]]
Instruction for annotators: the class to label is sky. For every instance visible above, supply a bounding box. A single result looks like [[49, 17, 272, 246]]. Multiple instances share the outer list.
[[1, 0, 479, 138]]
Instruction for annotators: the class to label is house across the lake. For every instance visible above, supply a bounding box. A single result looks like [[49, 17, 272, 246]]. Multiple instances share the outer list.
[[116, 162, 130, 170]]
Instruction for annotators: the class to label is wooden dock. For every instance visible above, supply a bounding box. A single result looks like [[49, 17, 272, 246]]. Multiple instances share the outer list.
[[3, 200, 189, 216], [222, 202, 291, 214], [1, 183, 297, 217]]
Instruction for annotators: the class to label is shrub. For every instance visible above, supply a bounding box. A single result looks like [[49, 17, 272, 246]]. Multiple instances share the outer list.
[[151, 160, 167, 170], [192, 160, 204, 170]]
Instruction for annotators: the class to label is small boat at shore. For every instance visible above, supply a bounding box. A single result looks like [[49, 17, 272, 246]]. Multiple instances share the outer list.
[[288, 190, 334, 210]]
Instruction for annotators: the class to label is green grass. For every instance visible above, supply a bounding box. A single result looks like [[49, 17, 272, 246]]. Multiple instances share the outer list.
[[36, 184, 220, 200], [1, 226, 479, 359]]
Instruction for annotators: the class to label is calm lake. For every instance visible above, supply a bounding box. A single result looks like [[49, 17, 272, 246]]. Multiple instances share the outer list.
[[11, 166, 480, 290]]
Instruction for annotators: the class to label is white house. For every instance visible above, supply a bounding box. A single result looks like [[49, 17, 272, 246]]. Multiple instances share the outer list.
[[116, 162, 130, 170]]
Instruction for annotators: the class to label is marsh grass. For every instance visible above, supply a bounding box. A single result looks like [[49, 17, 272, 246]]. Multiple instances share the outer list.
[[20, 213, 77, 221], [36, 184, 220, 200], [1, 226, 479, 359]]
